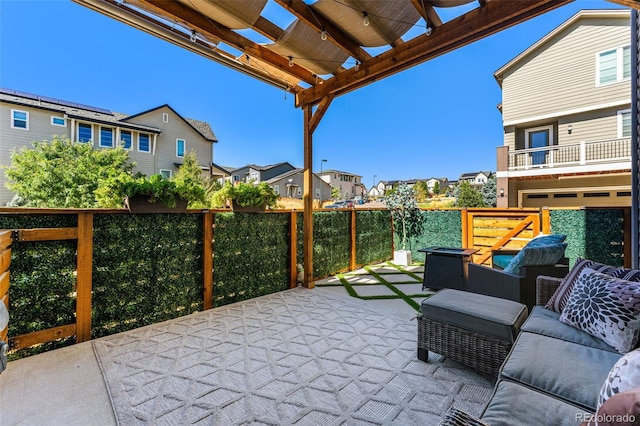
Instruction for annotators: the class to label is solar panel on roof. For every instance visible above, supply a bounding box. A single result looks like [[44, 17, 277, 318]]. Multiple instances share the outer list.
[[13, 90, 39, 101]]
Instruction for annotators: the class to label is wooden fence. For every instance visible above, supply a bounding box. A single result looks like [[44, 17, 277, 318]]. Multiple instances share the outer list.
[[0, 230, 10, 343]]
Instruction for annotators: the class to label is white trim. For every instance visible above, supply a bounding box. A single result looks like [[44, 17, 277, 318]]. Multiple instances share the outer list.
[[617, 109, 631, 139], [10, 109, 28, 130], [51, 116, 66, 127], [159, 169, 172, 179], [138, 133, 151, 153], [120, 129, 133, 150], [503, 99, 631, 126], [525, 125, 553, 151], [501, 161, 631, 178], [595, 44, 631, 87], [176, 138, 185, 158], [273, 185, 280, 195], [162, 112, 169, 123], [77, 122, 93, 143], [99, 126, 114, 148]]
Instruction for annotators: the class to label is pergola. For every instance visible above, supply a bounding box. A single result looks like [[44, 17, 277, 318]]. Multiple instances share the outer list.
[[73, 0, 640, 285]]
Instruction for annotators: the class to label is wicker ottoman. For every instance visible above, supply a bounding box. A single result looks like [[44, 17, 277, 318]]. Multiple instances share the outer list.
[[418, 289, 528, 376]]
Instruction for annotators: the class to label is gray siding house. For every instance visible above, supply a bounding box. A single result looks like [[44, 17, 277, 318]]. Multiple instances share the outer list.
[[494, 9, 631, 208], [266, 168, 332, 201], [230, 162, 296, 184], [0, 88, 217, 205]]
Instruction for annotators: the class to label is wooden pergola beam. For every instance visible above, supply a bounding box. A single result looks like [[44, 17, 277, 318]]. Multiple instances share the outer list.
[[135, 0, 317, 85], [296, 0, 573, 107], [410, 0, 443, 27], [606, 0, 640, 8]]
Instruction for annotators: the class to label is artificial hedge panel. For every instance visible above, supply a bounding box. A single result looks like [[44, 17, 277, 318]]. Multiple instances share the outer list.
[[311, 211, 351, 278], [0, 215, 78, 359], [356, 210, 392, 265], [550, 209, 625, 267], [296, 211, 351, 278], [213, 212, 290, 307], [92, 214, 204, 338], [397, 210, 462, 263]]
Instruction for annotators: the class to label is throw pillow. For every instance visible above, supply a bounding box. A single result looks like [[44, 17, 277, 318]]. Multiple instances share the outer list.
[[546, 258, 640, 314], [502, 242, 567, 274], [526, 233, 567, 247], [559, 268, 640, 354], [598, 348, 640, 411]]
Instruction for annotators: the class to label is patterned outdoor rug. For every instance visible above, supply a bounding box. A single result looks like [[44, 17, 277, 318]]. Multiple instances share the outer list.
[[93, 288, 493, 425]]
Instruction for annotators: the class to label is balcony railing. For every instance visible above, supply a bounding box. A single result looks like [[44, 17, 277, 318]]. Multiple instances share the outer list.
[[508, 138, 631, 171]]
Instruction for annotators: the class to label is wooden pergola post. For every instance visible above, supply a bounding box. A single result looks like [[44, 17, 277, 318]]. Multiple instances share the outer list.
[[302, 96, 333, 288]]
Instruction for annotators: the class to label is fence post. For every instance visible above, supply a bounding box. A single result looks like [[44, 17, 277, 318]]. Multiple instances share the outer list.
[[203, 212, 214, 310], [290, 211, 298, 288], [542, 207, 551, 234], [350, 209, 357, 271], [461, 209, 470, 248], [624, 207, 632, 268], [76, 212, 93, 343]]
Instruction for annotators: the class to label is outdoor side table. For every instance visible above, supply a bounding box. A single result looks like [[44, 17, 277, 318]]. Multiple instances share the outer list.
[[419, 247, 478, 291], [417, 289, 528, 376]]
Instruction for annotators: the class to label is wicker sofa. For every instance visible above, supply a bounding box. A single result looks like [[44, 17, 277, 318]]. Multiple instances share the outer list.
[[441, 270, 640, 426]]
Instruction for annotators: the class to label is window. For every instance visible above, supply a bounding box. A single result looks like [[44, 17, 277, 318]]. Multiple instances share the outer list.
[[160, 169, 172, 179], [78, 123, 92, 143], [597, 45, 630, 86], [120, 130, 132, 150], [11, 109, 28, 129], [525, 125, 553, 166], [315, 188, 321, 198], [138, 133, 150, 152], [162, 113, 169, 123], [100, 127, 114, 148], [51, 116, 66, 127], [176, 139, 185, 157], [297, 187, 302, 196], [618, 109, 631, 138], [273, 185, 280, 195]]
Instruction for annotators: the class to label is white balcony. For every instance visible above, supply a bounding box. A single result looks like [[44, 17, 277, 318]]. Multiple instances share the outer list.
[[500, 138, 632, 178]]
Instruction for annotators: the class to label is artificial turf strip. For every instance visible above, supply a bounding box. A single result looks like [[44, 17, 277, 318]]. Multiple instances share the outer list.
[[363, 266, 422, 311], [384, 261, 424, 282]]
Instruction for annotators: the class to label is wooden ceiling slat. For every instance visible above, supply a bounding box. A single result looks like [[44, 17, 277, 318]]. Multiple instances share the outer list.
[[296, 0, 574, 107], [410, 0, 443, 27], [135, 0, 317, 85]]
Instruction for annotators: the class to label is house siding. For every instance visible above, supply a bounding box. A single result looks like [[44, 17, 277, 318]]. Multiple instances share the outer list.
[[125, 107, 213, 176], [502, 17, 630, 125]]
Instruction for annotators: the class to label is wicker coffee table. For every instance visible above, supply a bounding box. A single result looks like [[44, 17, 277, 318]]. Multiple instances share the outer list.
[[418, 289, 528, 376]]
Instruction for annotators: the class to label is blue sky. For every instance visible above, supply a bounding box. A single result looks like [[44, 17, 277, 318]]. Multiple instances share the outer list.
[[0, 0, 627, 187]]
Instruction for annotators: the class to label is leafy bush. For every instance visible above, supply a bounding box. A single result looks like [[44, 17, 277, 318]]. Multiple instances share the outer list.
[[212, 181, 279, 209], [384, 183, 424, 251], [3, 136, 133, 208], [454, 181, 485, 208]]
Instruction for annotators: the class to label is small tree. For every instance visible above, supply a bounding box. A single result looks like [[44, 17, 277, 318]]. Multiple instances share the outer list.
[[482, 175, 497, 207], [413, 181, 429, 203], [331, 186, 340, 199], [4, 136, 133, 208], [384, 183, 424, 251], [172, 151, 207, 208], [433, 181, 440, 196], [455, 181, 486, 208]]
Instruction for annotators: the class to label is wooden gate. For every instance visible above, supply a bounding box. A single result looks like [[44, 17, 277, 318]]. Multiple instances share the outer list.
[[5, 214, 93, 352], [463, 208, 550, 265]]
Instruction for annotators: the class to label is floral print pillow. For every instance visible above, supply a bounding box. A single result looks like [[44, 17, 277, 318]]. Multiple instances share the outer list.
[[559, 268, 640, 354]]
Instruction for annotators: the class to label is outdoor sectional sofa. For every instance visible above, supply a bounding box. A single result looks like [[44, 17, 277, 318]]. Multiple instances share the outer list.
[[441, 258, 640, 426]]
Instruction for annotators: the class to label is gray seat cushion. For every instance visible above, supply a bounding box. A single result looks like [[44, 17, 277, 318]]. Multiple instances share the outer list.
[[521, 306, 619, 353], [420, 289, 528, 342], [481, 380, 591, 426], [500, 331, 621, 411]]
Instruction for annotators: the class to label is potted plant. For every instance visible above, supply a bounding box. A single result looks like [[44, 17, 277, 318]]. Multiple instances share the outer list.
[[385, 183, 424, 265], [212, 181, 279, 212]]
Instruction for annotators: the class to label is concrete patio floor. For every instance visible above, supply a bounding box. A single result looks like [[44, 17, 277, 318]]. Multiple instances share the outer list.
[[0, 262, 436, 425]]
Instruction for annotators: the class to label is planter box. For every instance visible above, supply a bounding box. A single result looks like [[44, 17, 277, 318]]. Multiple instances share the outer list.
[[231, 201, 266, 213], [125, 195, 188, 213], [393, 250, 412, 266]]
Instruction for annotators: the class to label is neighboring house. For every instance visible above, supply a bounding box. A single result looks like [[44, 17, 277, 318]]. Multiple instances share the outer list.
[[317, 169, 364, 199], [369, 181, 385, 198], [266, 168, 331, 201], [211, 163, 233, 185], [426, 177, 449, 194], [458, 172, 493, 191], [229, 162, 296, 184], [0, 88, 217, 205], [494, 9, 631, 208]]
